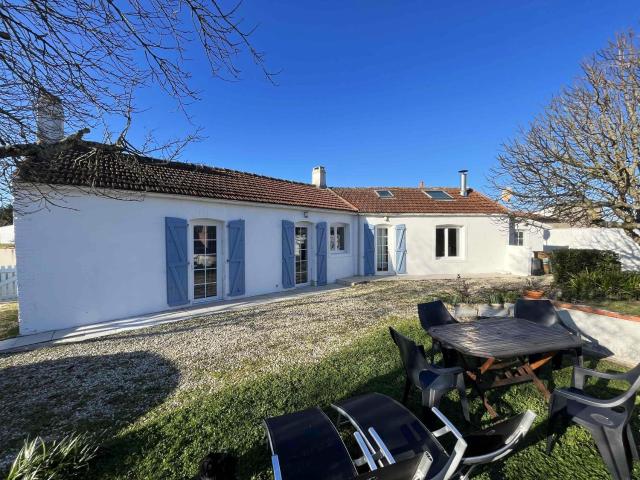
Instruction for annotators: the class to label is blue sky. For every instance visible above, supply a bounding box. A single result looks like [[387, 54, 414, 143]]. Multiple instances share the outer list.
[[118, 0, 639, 191]]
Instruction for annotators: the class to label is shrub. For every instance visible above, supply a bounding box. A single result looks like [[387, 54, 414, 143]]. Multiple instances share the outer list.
[[6, 433, 99, 480], [563, 269, 640, 301], [550, 249, 621, 285]]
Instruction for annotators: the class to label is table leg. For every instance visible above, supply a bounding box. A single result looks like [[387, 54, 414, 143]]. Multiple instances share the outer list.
[[576, 346, 584, 367], [522, 363, 551, 401], [466, 357, 499, 418]]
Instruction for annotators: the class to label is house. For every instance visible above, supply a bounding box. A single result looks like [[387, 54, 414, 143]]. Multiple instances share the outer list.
[[13, 139, 522, 334]]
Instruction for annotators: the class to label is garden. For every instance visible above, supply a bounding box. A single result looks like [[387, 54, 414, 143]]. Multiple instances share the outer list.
[[1, 279, 639, 479]]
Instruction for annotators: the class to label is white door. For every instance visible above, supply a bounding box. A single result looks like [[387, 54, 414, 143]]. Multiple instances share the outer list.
[[376, 227, 389, 272], [192, 224, 219, 300], [295, 226, 309, 285]]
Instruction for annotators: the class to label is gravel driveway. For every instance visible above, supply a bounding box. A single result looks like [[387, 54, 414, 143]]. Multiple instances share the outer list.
[[0, 278, 535, 467]]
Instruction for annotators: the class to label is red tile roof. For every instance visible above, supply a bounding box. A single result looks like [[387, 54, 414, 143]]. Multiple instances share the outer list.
[[16, 144, 506, 215], [331, 187, 507, 214], [16, 144, 357, 212]]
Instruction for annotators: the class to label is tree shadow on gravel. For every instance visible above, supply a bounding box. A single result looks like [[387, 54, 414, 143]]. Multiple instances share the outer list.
[[0, 351, 180, 471]]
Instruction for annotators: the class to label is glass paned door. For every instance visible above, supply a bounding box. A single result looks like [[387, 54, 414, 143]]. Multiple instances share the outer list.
[[295, 226, 308, 284], [193, 225, 217, 299], [376, 227, 389, 272]]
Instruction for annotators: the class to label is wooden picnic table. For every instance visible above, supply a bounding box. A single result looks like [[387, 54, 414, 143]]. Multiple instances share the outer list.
[[428, 317, 583, 417]]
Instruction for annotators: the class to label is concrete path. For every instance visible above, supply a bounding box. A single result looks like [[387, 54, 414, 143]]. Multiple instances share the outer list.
[[0, 283, 345, 353], [337, 273, 522, 286]]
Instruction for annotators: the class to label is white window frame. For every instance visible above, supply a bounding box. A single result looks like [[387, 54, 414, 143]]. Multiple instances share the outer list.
[[329, 223, 348, 254], [189, 218, 224, 303], [375, 225, 391, 273], [435, 225, 464, 260], [511, 230, 525, 246]]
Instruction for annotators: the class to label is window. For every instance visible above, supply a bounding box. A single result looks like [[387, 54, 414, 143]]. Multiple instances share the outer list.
[[510, 230, 524, 246], [295, 226, 309, 284], [375, 190, 394, 198], [376, 227, 389, 271], [193, 225, 217, 299], [330, 224, 347, 252], [424, 190, 453, 200], [435, 227, 460, 258]]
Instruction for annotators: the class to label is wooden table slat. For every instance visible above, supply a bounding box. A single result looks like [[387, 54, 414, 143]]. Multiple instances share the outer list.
[[428, 317, 582, 358]]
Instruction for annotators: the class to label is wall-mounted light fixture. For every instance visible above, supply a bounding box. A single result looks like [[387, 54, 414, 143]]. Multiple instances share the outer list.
[[303, 211, 309, 218]]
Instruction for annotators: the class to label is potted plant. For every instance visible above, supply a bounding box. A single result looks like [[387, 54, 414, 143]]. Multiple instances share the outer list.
[[489, 291, 509, 316], [503, 290, 519, 315], [453, 276, 477, 320], [478, 291, 507, 317], [523, 278, 545, 299]]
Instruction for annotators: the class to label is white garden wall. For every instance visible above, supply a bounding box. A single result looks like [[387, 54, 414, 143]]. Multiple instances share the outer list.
[[358, 214, 513, 276], [555, 303, 640, 366], [15, 190, 357, 334]]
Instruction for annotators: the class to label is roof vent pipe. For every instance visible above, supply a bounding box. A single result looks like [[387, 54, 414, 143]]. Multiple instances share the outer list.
[[312, 166, 326, 189], [459, 169, 468, 197], [36, 92, 64, 144]]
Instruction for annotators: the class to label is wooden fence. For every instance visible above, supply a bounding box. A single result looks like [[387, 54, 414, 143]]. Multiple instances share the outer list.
[[0, 266, 17, 301]]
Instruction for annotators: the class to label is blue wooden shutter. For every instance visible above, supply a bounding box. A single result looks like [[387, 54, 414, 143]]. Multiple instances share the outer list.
[[316, 222, 327, 286], [227, 219, 245, 296], [364, 224, 375, 275], [395, 224, 407, 274], [165, 217, 189, 306], [282, 220, 295, 288]]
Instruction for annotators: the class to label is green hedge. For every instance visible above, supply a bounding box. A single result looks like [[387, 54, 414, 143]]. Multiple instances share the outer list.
[[550, 249, 621, 285]]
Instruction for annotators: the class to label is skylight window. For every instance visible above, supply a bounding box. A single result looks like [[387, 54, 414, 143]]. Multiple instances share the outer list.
[[375, 190, 394, 198], [424, 190, 453, 200]]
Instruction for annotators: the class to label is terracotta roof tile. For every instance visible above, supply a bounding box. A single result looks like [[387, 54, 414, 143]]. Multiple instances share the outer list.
[[331, 187, 507, 214], [16, 144, 506, 215], [16, 145, 357, 212]]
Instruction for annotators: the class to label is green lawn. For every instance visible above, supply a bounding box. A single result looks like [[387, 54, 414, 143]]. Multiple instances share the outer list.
[[0, 301, 18, 340], [87, 319, 639, 479], [589, 299, 640, 316]]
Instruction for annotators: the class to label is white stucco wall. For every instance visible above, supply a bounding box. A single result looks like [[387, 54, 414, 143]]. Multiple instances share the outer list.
[[0, 224, 15, 244], [544, 227, 640, 271], [15, 190, 358, 334], [358, 214, 513, 276]]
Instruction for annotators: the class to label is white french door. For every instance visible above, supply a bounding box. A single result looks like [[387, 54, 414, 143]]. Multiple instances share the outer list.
[[192, 224, 218, 300], [376, 227, 389, 272], [295, 226, 309, 285]]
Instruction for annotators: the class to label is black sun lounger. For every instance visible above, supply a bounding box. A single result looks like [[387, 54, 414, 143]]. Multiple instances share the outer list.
[[264, 407, 357, 480], [332, 393, 463, 480], [264, 405, 442, 480], [332, 393, 535, 480]]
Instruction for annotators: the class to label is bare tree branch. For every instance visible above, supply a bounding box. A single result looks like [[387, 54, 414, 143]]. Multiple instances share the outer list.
[[490, 30, 640, 244], [0, 0, 275, 209]]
